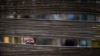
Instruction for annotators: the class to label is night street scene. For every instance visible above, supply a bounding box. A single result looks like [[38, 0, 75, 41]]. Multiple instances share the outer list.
[[0, 0, 100, 56]]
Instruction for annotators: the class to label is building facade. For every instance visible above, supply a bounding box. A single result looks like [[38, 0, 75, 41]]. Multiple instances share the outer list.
[[0, 0, 100, 47]]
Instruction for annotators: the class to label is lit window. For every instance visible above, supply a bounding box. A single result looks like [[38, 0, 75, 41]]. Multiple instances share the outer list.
[[7, 15, 14, 19], [67, 14, 74, 20], [52, 14, 62, 20], [67, 14, 79, 21], [92, 40, 100, 47], [12, 37, 19, 44], [79, 39, 90, 46], [4, 37, 10, 43], [79, 40, 87, 46]]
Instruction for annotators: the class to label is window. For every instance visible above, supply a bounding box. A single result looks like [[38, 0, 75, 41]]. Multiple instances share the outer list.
[[79, 39, 87, 46], [36, 38, 54, 45], [87, 15, 96, 22], [79, 39, 91, 46], [67, 14, 79, 21], [28, 15, 49, 19], [0, 37, 3, 42], [20, 15, 30, 18], [62, 39, 77, 46], [80, 15, 96, 22], [96, 0, 100, 3], [12, 37, 19, 44], [6, 15, 14, 19], [92, 40, 100, 47], [2, 36, 20, 44], [80, 15, 87, 21], [52, 14, 62, 20], [67, 14, 75, 20], [4, 36, 10, 43]]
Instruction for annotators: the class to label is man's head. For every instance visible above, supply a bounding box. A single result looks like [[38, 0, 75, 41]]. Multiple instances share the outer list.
[[24, 36, 36, 45]]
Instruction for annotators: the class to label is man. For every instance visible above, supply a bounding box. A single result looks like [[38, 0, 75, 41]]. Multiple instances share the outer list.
[[23, 36, 36, 45]]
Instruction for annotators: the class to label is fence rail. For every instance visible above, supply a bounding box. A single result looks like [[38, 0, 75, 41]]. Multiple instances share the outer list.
[[0, 19, 100, 39], [0, 0, 100, 15], [0, 43, 100, 56]]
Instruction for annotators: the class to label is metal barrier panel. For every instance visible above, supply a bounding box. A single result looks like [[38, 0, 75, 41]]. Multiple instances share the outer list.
[[0, 43, 100, 56]]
